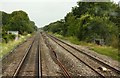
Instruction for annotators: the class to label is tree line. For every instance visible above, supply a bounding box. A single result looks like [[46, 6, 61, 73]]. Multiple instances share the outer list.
[[43, 1, 120, 48], [0, 10, 38, 43]]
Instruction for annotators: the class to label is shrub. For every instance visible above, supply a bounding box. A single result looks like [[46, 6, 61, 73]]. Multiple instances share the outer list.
[[2, 34, 16, 43]]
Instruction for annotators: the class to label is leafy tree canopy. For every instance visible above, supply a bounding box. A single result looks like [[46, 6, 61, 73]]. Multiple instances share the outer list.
[[43, 1, 119, 48]]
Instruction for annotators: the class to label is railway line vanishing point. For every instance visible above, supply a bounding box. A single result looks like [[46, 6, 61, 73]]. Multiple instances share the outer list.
[[2, 32, 120, 78]]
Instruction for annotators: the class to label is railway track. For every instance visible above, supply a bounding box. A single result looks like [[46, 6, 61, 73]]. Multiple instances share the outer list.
[[12, 34, 42, 77], [2, 36, 36, 77], [41, 33, 71, 78], [13, 37, 35, 77], [44, 33, 120, 77]]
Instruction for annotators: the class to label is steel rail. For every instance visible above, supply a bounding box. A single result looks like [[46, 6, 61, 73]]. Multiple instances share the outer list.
[[38, 34, 42, 78]]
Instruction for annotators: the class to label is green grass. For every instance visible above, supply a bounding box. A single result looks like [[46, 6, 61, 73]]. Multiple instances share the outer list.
[[0, 34, 32, 58], [54, 33, 80, 45], [53, 33, 119, 62], [91, 46, 119, 61]]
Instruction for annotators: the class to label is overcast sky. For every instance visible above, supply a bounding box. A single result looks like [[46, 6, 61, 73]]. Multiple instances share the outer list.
[[0, 0, 120, 28]]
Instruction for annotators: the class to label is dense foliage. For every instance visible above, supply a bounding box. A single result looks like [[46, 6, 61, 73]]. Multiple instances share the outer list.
[[0, 10, 38, 43], [43, 2, 120, 48]]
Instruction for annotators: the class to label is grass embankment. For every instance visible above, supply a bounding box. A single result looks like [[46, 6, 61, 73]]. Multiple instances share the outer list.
[[0, 34, 32, 58], [53, 33, 119, 62]]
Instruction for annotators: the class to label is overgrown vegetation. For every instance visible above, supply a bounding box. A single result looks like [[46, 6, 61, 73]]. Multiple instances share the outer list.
[[43, 1, 120, 49], [0, 34, 31, 58], [0, 10, 38, 43]]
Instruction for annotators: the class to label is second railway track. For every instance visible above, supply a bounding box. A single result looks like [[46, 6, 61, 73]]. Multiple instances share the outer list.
[[44, 32, 120, 77]]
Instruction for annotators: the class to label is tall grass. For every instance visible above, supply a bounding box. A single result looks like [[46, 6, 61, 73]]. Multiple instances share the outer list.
[[0, 34, 31, 58]]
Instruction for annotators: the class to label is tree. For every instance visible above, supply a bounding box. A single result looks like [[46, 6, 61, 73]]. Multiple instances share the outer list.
[[43, 1, 119, 48], [2, 10, 37, 34], [2, 10, 38, 43]]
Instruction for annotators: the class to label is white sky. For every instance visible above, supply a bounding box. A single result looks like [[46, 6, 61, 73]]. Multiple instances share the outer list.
[[0, 0, 120, 28]]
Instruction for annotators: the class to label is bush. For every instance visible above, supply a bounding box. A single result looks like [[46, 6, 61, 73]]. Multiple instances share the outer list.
[[2, 34, 16, 43], [9, 34, 16, 40]]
